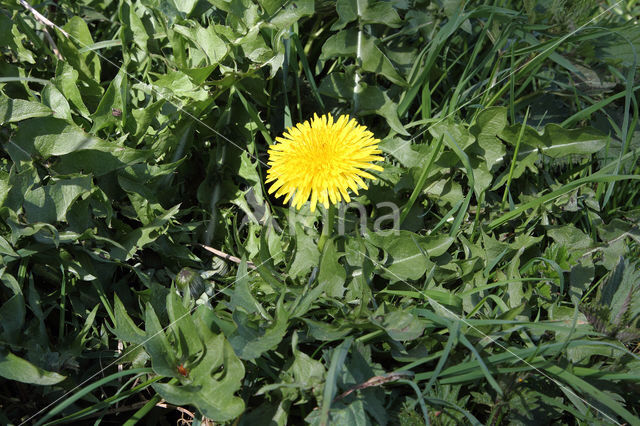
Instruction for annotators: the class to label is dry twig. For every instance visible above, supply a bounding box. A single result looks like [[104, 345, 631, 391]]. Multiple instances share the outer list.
[[199, 243, 256, 270], [19, 0, 67, 60]]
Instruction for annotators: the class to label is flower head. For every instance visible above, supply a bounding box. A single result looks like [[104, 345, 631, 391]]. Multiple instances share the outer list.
[[266, 113, 384, 212]]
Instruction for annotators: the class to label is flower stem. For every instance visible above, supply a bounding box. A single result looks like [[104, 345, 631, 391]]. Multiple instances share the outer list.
[[318, 204, 336, 252]]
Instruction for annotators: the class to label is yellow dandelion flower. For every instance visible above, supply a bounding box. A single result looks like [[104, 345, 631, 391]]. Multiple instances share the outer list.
[[266, 113, 384, 212]]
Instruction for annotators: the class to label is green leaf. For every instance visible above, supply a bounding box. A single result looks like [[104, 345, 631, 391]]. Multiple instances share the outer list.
[[166, 290, 204, 360], [470, 107, 508, 170], [12, 117, 102, 158], [10, 117, 150, 174], [546, 224, 592, 252], [173, 24, 228, 66], [0, 292, 25, 343], [229, 301, 289, 360], [42, 84, 72, 122], [238, 152, 261, 186], [332, 0, 402, 30], [358, 85, 408, 135], [110, 295, 146, 345], [0, 98, 53, 124], [301, 318, 352, 341], [376, 309, 426, 341], [429, 121, 475, 151], [173, 0, 199, 14], [53, 63, 91, 117], [153, 306, 245, 422], [594, 24, 640, 69], [90, 68, 127, 133], [288, 223, 320, 279], [290, 336, 325, 390], [126, 99, 166, 138], [269, 0, 315, 29], [152, 70, 208, 101], [602, 258, 640, 325], [0, 235, 18, 258], [230, 261, 266, 316], [319, 337, 354, 426], [378, 137, 421, 168], [319, 239, 346, 298], [569, 261, 594, 304], [23, 176, 92, 224], [500, 123, 608, 158], [144, 302, 180, 378], [0, 170, 9, 207], [58, 17, 102, 83], [321, 29, 406, 86], [0, 350, 66, 385], [366, 230, 430, 281]]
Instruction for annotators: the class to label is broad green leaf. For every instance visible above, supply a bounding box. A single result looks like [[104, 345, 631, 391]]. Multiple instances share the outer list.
[[152, 332, 245, 421], [166, 290, 204, 360], [12, 117, 103, 158], [319, 71, 355, 100], [58, 17, 102, 83], [229, 302, 289, 360], [378, 137, 421, 168], [55, 146, 151, 177], [53, 63, 91, 117], [173, 0, 199, 14], [110, 295, 147, 345], [321, 29, 406, 86], [23, 176, 92, 223], [0, 98, 53, 124], [360, 0, 402, 27], [541, 125, 608, 158], [500, 123, 608, 158], [0, 293, 25, 343], [546, 224, 592, 252], [366, 230, 430, 281], [594, 24, 640, 69], [126, 99, 166, 138], [333, 0, 402, 30], [290, 336, 325, 391], [112, 203, 181, 260], [152, 70, 208, 101], [238, 152, 260, 185], [0, 351, 66, 385], [569, 261, 594, 304], [376, 309, 426, 341], [11, 117, 150, 174], [42, 84, 72, 122], [429, 121, 475, 151], [288, 224, 320, 278], [301, 318, 351, 341], [119, 0, 149, 52], [470, 107, 508, 170], [269, 0, 314, 29], [602, 258, 640, 324], [358, 85, 408, 135], [173, 24, 228, 66], [91, 68, 127, 133], [318, 73, 407, 134], [144, 302, 180, 378], [0, 170, 9, 207], [9, 18, 35, 64], [319, 337, 354, 426], [230, 263, 268, 317], [152, 305, 245, 422], [0, 235, 18, 258], [319, 239, 346, 298], [0, 15, 12, 49]]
